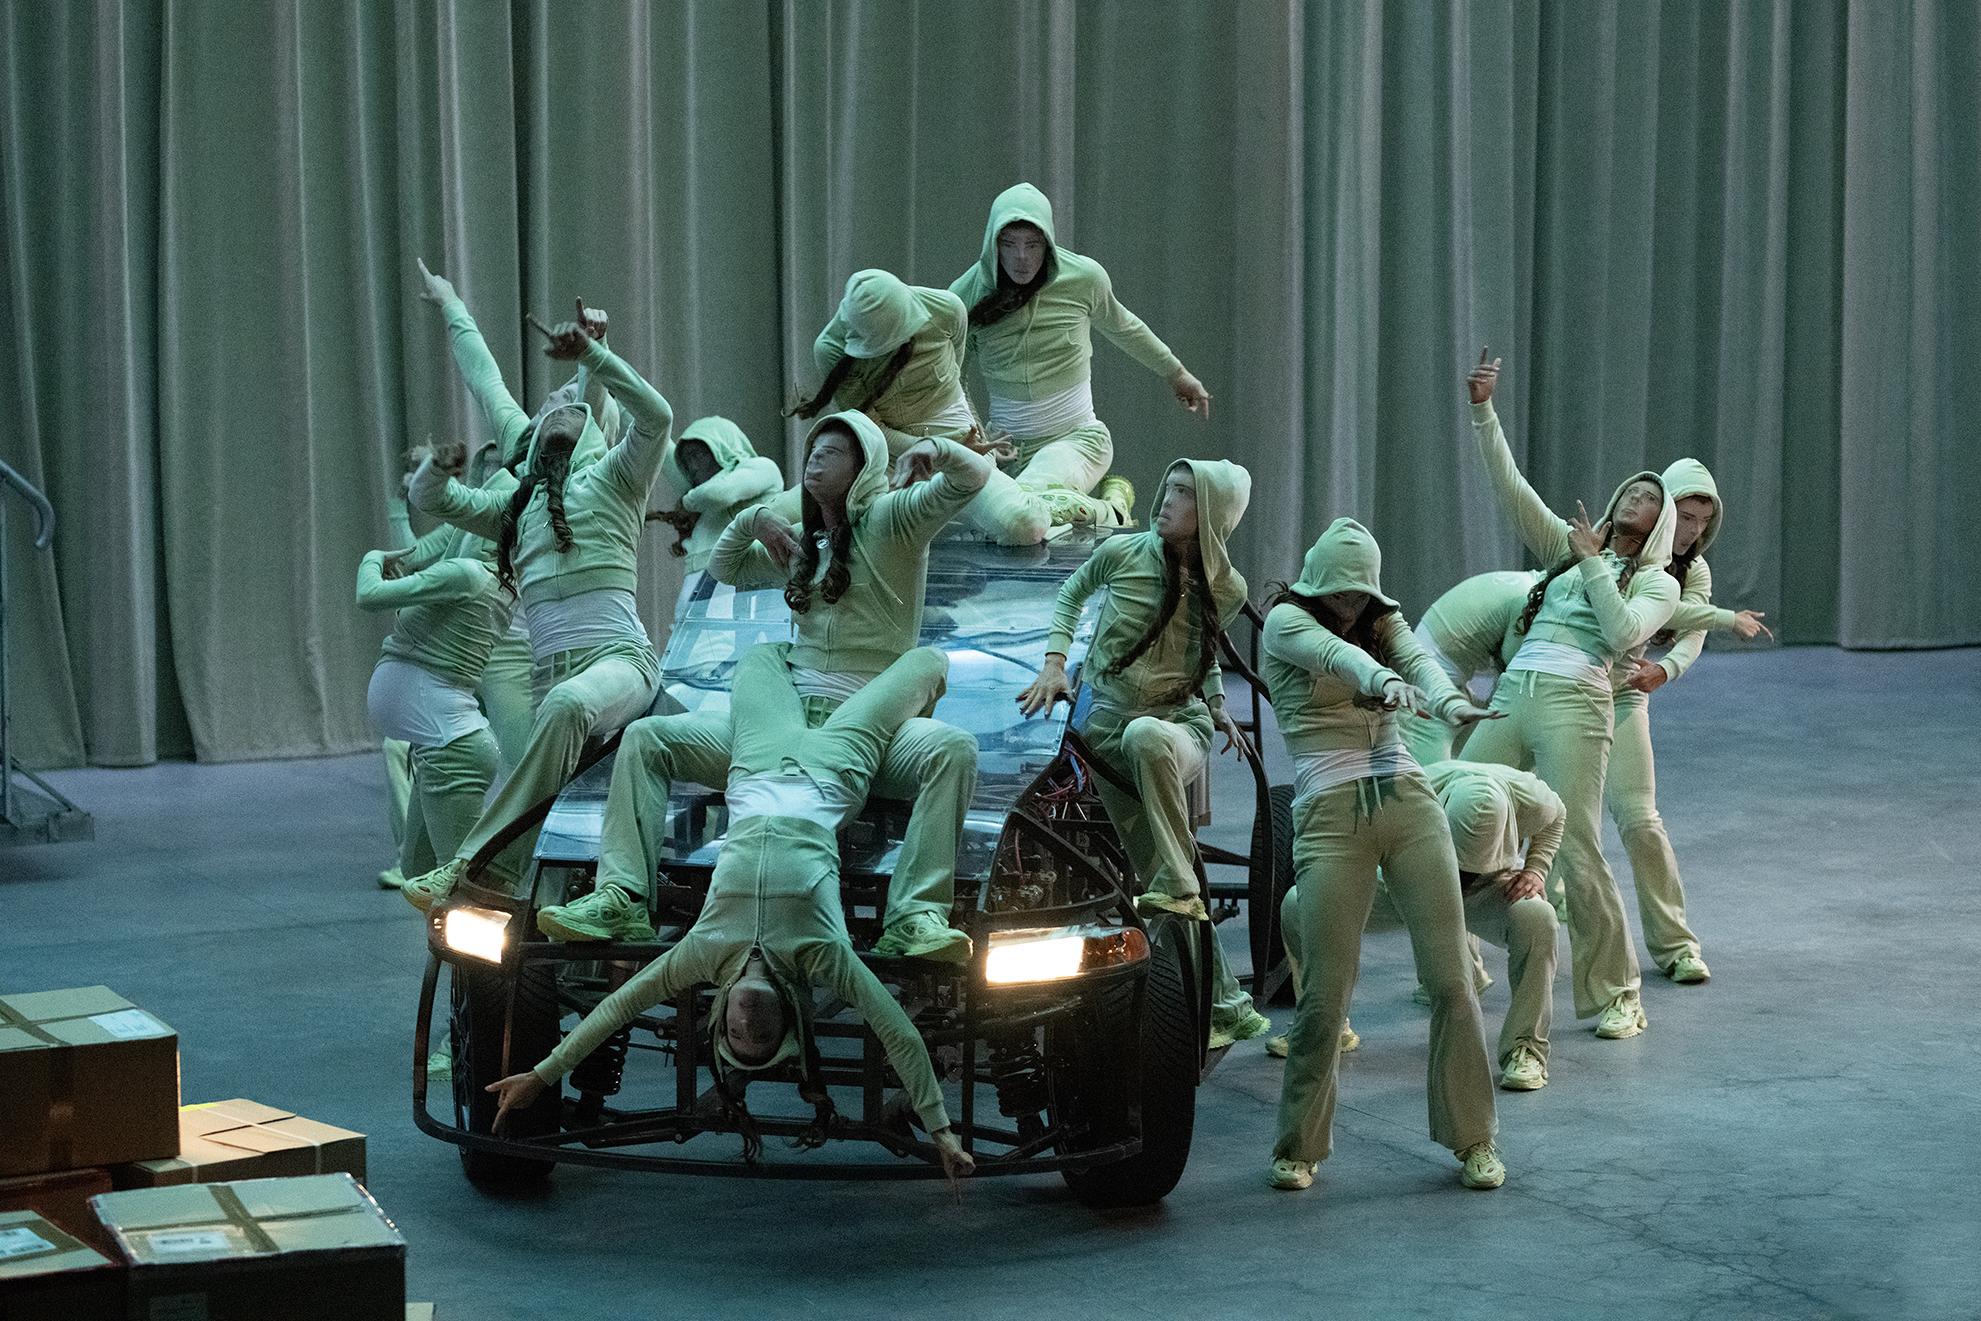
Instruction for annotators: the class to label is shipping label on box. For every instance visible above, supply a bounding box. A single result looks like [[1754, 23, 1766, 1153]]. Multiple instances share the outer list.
[[0, 1207, 125, 1318], [118, 1099, 367, 1189], [0, 985, 181, 1178], [0, 1165, 117, 1257]]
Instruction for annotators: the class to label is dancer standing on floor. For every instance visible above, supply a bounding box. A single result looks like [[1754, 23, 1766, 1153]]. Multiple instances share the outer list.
[[947, 182, 1212, 531], [535, 412, 989, 961], [1398, 570, 1539, 767], [1016, 460, 1269, 1049], [487, 642, 974, 1184], [1458, 349, 1678, 1042], [1257, 518, 1503, 1194], [789, 268, 1045, 546], [400, 296, 675, 910], [1605, 457, 1771, 985]]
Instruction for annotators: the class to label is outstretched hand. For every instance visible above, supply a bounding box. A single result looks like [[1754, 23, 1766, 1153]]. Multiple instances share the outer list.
[[1566, 501, 1607, 561], [1731, 609, 1773, 641], [1017, 656, 1072, 718], [1467, 346, 1501, 405], [484, 1071, 546, 1133], [958, 425, 1018, 464], [1171, 368, 1213, 419], [415, 257, 458, 306], [932, 1127, 975, 1194], [892, 440, 940, 490], [1213, 703, 1252, 758], [1625, 658, 1668, 694], [1448, 701, 1504, 728], [750, 509, 802, 570]]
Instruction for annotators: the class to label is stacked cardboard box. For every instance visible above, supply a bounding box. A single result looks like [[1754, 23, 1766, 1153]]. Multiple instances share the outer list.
[[117, 1099, 367, 1189], [0, 986, 180, 1178], [0, 1207, 125, 1318]]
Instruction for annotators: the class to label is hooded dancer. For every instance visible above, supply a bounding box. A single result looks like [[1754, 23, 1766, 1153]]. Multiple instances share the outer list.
[[1399, 570, 1541, 767], [376, 465, 422, 890], [787, 269, 1048, 547], [400, 310, 674, 910], [1016, 460, 1268, 1049], [947, 183, 1212, 531], [1606, 457, 1771, 985], [535, 413, 988, 961], [1258, 519, 1503, 1194], [486, 642, 974, 1183], [1459, 351, 1678, 1041], [647, 416, 784, 609]]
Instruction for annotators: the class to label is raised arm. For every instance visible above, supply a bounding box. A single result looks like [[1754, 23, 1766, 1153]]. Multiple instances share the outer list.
[[530, 936, 720, 1086], [408, 449, 511, 542], [872, 438, 991, 546], [355, 550, 497, 613], [1262, 603, 1398, 698], [806, 943, 952, 1135], [709, 505, 798, 590], [416, 260, 532, 462], [680, 457, 785, 516], [575, 338, 674, 504], [1467, 352, 1571, 564]]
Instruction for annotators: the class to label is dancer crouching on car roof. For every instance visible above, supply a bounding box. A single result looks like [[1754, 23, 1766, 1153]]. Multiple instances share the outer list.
[[535, 412, 989, 962], [1015, 459, 1269, 1049], [1260, 518, 1504, 1193], [647, 416, 783, 613], [486, 642, 975, 1184], [399, 298, 672, 908]]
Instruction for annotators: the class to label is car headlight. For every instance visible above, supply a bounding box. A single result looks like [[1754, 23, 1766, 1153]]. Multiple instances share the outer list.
[[441, 905, 512, 963], [985, 925, 1149, 985]]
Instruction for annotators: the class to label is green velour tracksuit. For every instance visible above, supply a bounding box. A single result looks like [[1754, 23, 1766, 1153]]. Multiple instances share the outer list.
[[1262, 519, 1497, 1165], [1605, 457, 1740, 970], [1045, 460, 1258, 1028], [658, 416, 784, 577], [948, 183, 1186, 526], [411, 337, 672, 881], [791, 269, 1049, 547], [381, 498, 419, 863], [593, 412, 988, 930], [532, 643, 954, 1136], [1400, 570, 1539, 767], [1459, 401, 1678, 1020], [356, 518, 516, 877]]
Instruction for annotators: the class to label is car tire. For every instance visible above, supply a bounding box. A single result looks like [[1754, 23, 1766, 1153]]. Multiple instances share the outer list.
[[1059, 929, 1198, 1208], [450, 960, 561, 1189], [1249, 782, 1298, 1005]]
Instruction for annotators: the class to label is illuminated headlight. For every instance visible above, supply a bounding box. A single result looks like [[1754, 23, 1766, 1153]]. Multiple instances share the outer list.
[[442, 905, 512, 963], [985, 926, 1149, 985]]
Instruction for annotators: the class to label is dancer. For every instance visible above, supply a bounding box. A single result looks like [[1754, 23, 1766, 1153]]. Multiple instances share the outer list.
[[789, 268, 1046, 546], [400, 305, 673, 910], [1459, 349, 1678, 1040], [535, 412, 988, 961], [1398, 570, 1539, 767], [947, 182, 1212, 530], [1258, 518, 1503, 1194], [1606, 457, 1771, 984], [1016, 460, 1269, 1049], [487, 643, 974, 1184], [648, 416, 783, 599]]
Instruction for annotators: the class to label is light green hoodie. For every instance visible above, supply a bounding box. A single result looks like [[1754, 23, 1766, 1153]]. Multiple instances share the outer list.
[[356, 498, 519, 688], [1471, 400, 1679, 665], [659, 417, 784, 573], [1046, 460, 1250, 709], [711, 412, 990, 677], [1423, 760, 1567, 879], [1262, 518, 1474, 757], [437, 296, 620, 468], [1648, 457, 1739, 682], [948, 183, 1184, 402], [812, 271, 971, 432], [1418, 570, 1541, 679], [410, 339, 673, 610]]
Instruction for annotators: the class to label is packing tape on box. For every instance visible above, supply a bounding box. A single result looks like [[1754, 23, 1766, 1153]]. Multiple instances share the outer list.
[[0, 1002, 79, 1170], [117, 1184, 376, 1263], [0, 1216, 91, 1267]]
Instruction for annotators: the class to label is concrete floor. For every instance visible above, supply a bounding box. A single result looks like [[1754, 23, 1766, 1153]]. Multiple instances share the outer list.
[[5, 646, 1977, 1320]]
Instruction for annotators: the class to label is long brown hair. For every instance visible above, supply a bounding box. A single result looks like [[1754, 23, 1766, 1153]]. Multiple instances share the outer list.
[[1515, 546, 1639, 637], [783, 422, 859, 614], [1265, 583, 1403, 666], [1103, 539, 1223, 704], [788, 341, 916, 420], [495, 409, 581, 593]]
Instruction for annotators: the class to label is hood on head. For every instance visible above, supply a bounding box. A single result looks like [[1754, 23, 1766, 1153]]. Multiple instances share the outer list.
[[974, 182, 1059, 288], [1432, 765, 1523, 875], [1600, 470, 1676, 570], [804, 410, 892, 526], [521, 400, 607, 479], [1659, 457, 1723, 558], [837, 270, 930, 359], [1150, 458, 1251, 613], [663, 416, 760, 494], [1291, 517, 1401, 610], [708, 956, 805, 1075]]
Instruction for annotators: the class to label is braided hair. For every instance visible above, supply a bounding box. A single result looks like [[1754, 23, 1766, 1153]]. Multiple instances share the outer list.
[[495, 408, 582, 594], [1102, 539, 1224, 705], [1515, 550, 1640, 637], [788, 341, 916, 421]]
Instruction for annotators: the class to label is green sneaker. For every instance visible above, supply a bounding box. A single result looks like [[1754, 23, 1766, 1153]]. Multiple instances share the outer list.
[[1340, 1020, 1360, 1053], [1595, 989, 1648, 1039], [1097, 475, 1136, 528], [1265, 1021, 1354, 1059], [874, 912, 972, 964], [401, 859, 466, 914], [1134, 891, 1210, 922], [537, 883, 656, 943], [377, 866, 405, 891], [1499, 1045, 1547, 1091], [425, 1048, 452, 1082], [1208, 1007, 1272, 1050], [1268, 1158, 1315, 1191], [1458, 1141, 1506, 1189], [1039, 488, 1100, 528], [1666, 954, 1711, 984]]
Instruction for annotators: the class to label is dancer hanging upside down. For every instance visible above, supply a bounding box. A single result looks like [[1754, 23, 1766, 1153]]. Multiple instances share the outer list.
[[1604, 457, 1771, 986], [1458, 348, 1678, 1043], [1257, 518, 1503, 1194], [487, 642, 974, 1184], [400, 295, 674, 909], [948, 182, 1213, 532], [1016, 460, 1268, 1050], [536, 411, 988, 962]]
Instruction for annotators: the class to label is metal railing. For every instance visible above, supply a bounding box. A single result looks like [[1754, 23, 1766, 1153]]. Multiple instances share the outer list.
[[1, 457, 91, 843]]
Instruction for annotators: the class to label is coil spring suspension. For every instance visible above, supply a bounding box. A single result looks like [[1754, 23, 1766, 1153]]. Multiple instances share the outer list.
[[569, 1026, 630, 1123]]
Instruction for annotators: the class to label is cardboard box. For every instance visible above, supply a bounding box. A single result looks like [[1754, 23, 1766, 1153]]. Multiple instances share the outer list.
[[116, 1100, 366, 1190], [0, 1207, 126, 1320], [92, 1174, 405, 1321], [0, 986, 180, 1178], [0, 1167, 117, 1259], [406, 1307, 434, 1321]]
